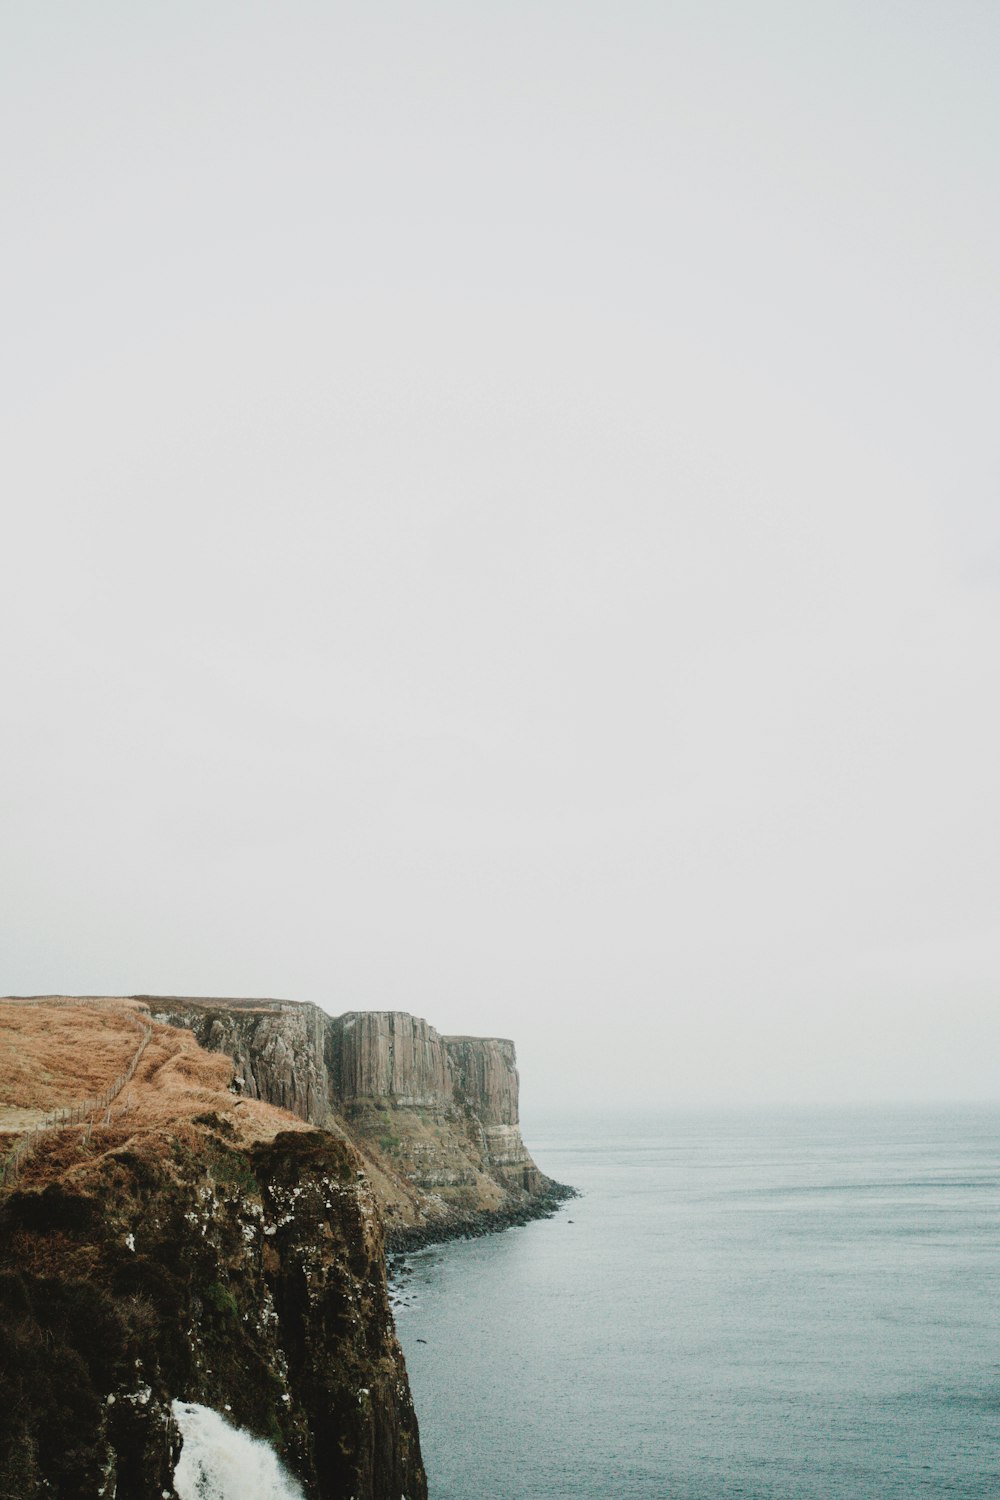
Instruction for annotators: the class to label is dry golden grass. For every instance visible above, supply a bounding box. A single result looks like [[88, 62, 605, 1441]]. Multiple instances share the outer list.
[[0, 1000, 145, 1112], [0, 999, 311, 1188], [122, 1023, 309, 1143]]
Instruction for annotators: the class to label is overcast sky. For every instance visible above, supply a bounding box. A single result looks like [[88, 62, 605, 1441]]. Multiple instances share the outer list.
[[4, 2, 999, 1111]]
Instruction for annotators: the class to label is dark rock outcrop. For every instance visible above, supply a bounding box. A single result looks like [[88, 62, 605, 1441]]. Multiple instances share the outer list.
[[0, 1123, 426, 1500]]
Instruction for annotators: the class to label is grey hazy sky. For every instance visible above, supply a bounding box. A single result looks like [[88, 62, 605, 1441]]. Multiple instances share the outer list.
[[4, 2, 999, 1110]]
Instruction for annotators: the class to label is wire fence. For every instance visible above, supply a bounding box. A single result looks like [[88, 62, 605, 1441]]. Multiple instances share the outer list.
[[0, 1002, 152, 1190]]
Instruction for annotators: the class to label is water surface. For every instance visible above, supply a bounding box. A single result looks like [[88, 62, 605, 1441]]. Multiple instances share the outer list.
[[395, 1107, 1000, 1499]]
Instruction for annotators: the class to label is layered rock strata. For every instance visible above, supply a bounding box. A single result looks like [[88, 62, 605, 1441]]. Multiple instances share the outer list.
[[147, 998, 569, 1246], [445, 1035, 549, 1194]]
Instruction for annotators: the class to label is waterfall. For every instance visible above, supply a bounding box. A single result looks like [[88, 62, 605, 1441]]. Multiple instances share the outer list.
[[171, 1401, 305, 1500]]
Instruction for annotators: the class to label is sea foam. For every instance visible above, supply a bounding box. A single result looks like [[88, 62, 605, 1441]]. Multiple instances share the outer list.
[[171, 1400, 305, 1500]]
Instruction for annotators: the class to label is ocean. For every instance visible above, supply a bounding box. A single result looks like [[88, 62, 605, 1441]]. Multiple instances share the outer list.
[[393, 1107, 1000, 1500]]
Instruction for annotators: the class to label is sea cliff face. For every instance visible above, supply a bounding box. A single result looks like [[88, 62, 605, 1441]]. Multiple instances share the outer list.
[[445, 1035, 549, 1194], [0, 994, 567, 1498], [0, 1003, 426, 1500], [144, 998, 333, 1124], [332, 1011, 451, 1108], [149, 998, 566, 1246]]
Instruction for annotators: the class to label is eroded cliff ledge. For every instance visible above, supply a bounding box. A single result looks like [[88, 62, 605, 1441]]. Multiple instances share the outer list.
[[145, 998, 569, 1247]]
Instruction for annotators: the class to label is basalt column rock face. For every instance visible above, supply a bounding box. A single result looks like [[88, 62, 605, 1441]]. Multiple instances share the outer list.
[[147, 998, 333, 1126], [148, 998, 570, 1246], [326, 1010, 563, 1239], [330, 1012, 452, 1108], [445, 1036, 550, 1194]]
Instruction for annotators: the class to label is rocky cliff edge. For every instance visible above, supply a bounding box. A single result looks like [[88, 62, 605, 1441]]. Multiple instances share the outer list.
[[144, 998, 570, 1247]]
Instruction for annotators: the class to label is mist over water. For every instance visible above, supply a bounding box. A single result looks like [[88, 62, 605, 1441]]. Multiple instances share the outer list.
[[395, 1107, 1000, 1499], [171, 1402, 304, 1500]]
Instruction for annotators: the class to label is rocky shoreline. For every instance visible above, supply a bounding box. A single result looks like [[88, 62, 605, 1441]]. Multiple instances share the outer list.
[[386, 1179, 578, 1255]]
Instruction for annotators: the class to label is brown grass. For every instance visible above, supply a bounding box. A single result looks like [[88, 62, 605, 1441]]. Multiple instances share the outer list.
[[0, 1000, 145, 1112], [0, 999, 311, 1188], [121, 1024, 308, 1142]]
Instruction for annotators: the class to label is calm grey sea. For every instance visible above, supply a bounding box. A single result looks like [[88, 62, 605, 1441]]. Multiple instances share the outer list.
[[393, 1107, 1000, 1500]]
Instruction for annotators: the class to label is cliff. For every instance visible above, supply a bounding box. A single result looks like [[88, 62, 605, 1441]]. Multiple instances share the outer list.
[[147, 998, 568, 1246], [0, 1001, 425, 1500]]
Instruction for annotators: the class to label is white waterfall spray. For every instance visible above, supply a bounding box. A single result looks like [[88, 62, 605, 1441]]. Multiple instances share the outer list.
[[171, 1401, 305, 1500]]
